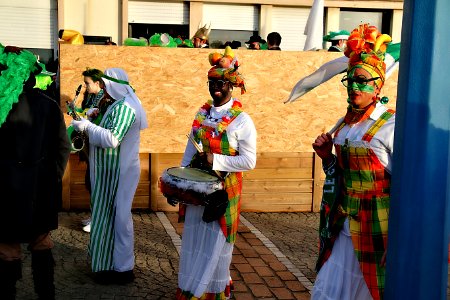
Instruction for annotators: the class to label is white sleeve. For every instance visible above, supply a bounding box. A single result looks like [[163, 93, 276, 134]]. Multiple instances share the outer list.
[[85, 122, 120, 148], [212, 113, 257, 172], [371, 114, 395, 174]]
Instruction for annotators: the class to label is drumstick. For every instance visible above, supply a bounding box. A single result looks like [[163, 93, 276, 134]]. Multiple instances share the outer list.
[[186, 134, 223, 179], [327, 117, 345, 135], [186, 134, 203, 153]]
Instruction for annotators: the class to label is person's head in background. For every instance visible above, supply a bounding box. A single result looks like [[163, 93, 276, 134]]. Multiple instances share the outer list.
[[245, 35, 265, 50], [323, 30, 350, 52], [267, 32, 282, 50], [192, 24, 211, 48], [82, 68, 104, 95]]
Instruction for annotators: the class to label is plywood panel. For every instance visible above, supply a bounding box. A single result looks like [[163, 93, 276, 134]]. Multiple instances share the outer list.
[[60, 45, 398, 153], [242, 179, 312, 194]]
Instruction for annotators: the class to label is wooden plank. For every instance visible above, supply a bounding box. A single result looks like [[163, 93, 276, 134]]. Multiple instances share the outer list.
[[241, 192, 312, 203], [242, 179, 312, 193], [150, 153, 160, 211], [255, 156, 313, 169], [61, 159, 71, 210], [257, 152, 314, 159], [241, 203, 312, 213], [134, 181, 150, 196], [244, 168, 312, 180], [312, 153, 323, 212], [132, 196, 150, 209]]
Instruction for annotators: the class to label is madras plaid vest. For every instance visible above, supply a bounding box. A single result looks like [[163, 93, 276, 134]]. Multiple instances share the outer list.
[[334, 109, 395, 300], [193, 107, 243, 244]]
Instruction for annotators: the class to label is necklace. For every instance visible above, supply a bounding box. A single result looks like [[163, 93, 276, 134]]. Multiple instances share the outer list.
[[192, 99, 243, 139]]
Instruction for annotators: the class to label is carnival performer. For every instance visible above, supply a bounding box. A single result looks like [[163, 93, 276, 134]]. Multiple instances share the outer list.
[[0, 45, 70, 299], [311, 24, 395, 300], [175, 46, 257, 299], [71, 68, 148, 284], [77, 68, 106, 233]]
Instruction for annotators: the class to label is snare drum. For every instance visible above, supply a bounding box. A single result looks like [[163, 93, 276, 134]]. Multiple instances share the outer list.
[[159, 167, 224, 206]]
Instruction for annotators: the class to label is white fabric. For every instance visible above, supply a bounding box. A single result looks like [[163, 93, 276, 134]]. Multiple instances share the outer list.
[[303, 0, 324, 51], [285, 52, 399, 103], [312, 219, 373, 300], [181, 99, 257, 171], [102, 68, 148, 130], [330, 34, 349, 40], [285, 56, 348, 103], [88, 68, 148, 272], [86, 121, 119, 148], [333, 103, 395, 173], [178, 98, 257, 296], [178, 205, 233, 297]]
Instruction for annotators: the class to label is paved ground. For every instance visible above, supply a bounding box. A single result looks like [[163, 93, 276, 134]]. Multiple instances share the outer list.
[[14, 211, 450, 299]]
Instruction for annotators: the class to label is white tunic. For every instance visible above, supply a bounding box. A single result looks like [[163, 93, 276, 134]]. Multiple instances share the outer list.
[[178, 99, 257, 297]]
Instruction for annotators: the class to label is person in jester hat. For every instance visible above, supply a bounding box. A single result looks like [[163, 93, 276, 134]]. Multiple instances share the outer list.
[[175, 46, 256, 299], [311, 24, 395, 300]]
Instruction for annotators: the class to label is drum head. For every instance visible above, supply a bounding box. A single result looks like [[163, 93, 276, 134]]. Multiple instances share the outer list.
[[166, 167, 219, 182]]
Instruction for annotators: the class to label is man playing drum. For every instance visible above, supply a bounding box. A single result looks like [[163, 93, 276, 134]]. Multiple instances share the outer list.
[[174, 46, 257, 299]]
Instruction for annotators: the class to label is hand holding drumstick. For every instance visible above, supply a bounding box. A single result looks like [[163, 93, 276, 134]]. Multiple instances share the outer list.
[[312, 117, 344, 167], [186, 134, 223, 179]]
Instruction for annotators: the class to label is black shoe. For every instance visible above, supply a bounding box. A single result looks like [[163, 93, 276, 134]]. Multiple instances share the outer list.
[[112, 270, 135, 285], [92, 270, 116, 285]]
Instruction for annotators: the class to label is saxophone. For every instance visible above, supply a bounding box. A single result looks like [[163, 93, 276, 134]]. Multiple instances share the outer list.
[[66, 84, 89, 158]]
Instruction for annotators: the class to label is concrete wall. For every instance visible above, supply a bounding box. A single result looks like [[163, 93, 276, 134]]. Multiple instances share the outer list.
[[59, 0, 403, 46], [59, 0, 120, 44]]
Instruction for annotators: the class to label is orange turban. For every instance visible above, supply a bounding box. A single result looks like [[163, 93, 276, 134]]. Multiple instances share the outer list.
[[344, 24, 392, 88]]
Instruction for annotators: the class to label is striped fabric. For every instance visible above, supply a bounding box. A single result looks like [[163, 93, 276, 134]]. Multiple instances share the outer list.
[[334, 109, 394, 300], [193, 111, 243, 244], [89, 99, 136, 272]]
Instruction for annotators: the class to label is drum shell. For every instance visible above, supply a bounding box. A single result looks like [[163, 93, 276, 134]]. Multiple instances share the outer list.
[[159, 167, 224, 206]]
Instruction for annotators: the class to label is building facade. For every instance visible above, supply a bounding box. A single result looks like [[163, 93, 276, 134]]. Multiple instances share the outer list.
[[0, 0, 403, 63]]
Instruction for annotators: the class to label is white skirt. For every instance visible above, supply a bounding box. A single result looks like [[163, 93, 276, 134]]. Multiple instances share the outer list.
[[178, 205, 233, 297], [312, 219, 372, 300]]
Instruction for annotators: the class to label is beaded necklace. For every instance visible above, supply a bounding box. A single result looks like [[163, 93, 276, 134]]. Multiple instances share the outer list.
[[192, 98, 243, 139]]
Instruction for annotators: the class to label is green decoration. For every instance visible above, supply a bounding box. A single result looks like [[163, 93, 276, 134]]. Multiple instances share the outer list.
[[0, 43, 38, 128], [123, 37, 148, 46]]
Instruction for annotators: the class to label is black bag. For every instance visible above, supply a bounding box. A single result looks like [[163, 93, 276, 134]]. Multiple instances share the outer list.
[[202, 189, 229, 223]]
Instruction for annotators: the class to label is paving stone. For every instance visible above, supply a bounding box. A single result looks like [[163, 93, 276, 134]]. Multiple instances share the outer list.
[[270, 287, 295, 299], [241, 273, 264, 284], [277, 271, 298, 281], [263, 276, 284, 288], [248, 283, 273, 298], [234, 263, 255, 273], [285, 280, 307, 292], [253, 266, 275, 277]]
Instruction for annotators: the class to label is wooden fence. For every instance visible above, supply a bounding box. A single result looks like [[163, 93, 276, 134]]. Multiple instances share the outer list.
[[62, 152, 325, 212]]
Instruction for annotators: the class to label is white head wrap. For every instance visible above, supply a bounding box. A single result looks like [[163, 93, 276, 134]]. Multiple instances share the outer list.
[[102, 68, 148, 130]]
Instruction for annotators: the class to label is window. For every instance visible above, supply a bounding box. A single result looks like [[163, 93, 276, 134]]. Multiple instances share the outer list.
[[340, 9, 393, 34]]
